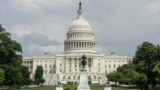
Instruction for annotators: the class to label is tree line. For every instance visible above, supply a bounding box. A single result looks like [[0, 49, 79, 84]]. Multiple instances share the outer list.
[[108, 41, 160, 90]]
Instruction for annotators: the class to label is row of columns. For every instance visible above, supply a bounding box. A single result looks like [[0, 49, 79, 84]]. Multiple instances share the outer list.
[[67, 33, 93, 39], [64, 42, 96, 51]]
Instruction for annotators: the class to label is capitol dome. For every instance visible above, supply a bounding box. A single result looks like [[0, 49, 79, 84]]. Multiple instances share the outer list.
[[64, 2, 96, 53], [69, 16, 92, 31]]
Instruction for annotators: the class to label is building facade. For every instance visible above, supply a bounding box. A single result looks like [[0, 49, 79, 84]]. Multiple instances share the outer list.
[[22, 3, 132, 85]]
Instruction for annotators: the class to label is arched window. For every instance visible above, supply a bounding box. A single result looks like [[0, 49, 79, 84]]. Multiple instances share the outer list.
[[68, 75, 71, 80], [94, 76, 96, 79], [88, 75, 91, 80], [73, 75, 76, 80], [63, 76, 66, 79]]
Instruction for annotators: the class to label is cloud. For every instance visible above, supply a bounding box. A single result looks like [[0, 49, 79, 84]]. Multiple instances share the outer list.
[[20, 33, 60, 46], [11, 33, 62, 56], [9, 24, 31, 37], [23, 44, 63, 57], [146, 1, 160, 15], [11, 0, 75, 12], [9, 17, 67, 42]]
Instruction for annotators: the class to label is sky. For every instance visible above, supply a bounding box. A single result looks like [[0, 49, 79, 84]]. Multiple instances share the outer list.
[[0, 0, 160, 57]]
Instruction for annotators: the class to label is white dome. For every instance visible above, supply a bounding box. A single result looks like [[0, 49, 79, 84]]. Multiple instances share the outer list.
[[69, 6, 92, 31], [64, 2, 97, 53], [69, 18, 92, 31]]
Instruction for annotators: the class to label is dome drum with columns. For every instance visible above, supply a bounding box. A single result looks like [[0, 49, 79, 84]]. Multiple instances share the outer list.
[[64, 2, 96, 53]]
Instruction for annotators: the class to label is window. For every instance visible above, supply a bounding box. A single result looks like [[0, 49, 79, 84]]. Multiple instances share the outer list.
[[98, 63, 100, 66], [73, 76, 76, 80], [69, 63, 72, 67], [79, 63, 81, 67], [45, 64, 47, 68], [53, 64, 55, 68], [63, 76, 66, 79], [94, 76, 96, 79], [68, 76, 71, 79], [98, 69, 100, 72], [88, 58, 91, 67], [69, 58, 71, 62], [114, 64, 116, 68]]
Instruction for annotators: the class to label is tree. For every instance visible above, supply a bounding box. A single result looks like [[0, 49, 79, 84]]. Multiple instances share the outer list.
[[133, 41, 160, 89], [3, 66, 23, 89], [35, 66, 45, 86], [108, 41, 160, 89], [21, 66, 31, 86], [108, 64, 136, 85], [0, 68, 5, 85], [108, 72, 123, 85], [0, 25, 22, 66], [0, 24, 30, 89]]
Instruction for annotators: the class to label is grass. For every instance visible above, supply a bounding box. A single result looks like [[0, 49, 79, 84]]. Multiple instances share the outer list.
[[112, 86, 140, 90], [18, 86, 55, 90], [18, 85, 140, 90]]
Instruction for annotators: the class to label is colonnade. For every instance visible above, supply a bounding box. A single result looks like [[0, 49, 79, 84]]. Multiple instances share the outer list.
[[67, 33, 93, 39], [64, 42, 96, 51]]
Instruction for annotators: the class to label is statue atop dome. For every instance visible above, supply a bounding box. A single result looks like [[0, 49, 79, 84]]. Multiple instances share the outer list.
[[79, 2, 82, 10]]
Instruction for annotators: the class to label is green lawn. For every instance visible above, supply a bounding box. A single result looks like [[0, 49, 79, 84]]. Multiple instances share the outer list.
[[18, 85, 140, 90], [18, 86, 55, 90]]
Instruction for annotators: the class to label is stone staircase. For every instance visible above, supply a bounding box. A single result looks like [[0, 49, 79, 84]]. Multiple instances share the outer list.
[[43, 74, 57, 86]]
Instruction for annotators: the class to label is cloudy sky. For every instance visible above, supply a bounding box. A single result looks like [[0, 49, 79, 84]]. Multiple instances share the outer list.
[[0, 0, 160, 57]]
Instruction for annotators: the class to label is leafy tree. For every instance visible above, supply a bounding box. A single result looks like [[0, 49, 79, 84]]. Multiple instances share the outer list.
[[35, 65, 45, 86], [108, 41, 160, 89], [0, 24, 31, 89], [108, 72, 123, 85], [133, 41, 160, 89], [0, 25, 22, 66], [21, 66, 31, 86], [0, 68, 5, 85], [3, 66, 23, 89]]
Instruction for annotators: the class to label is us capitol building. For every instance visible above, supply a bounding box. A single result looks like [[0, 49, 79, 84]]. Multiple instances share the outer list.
[[22, 3, 132, 85]]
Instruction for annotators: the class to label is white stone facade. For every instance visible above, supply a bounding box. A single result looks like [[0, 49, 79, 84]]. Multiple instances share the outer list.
[[22, 3, 133, 85]]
